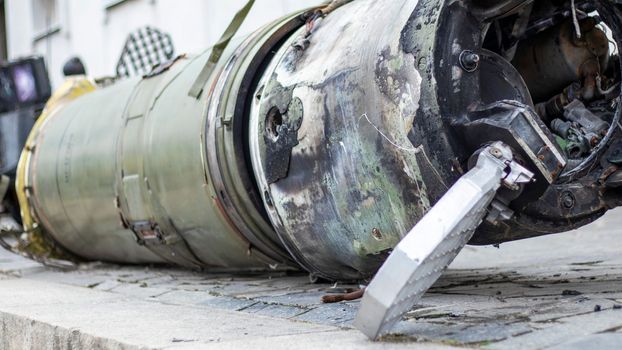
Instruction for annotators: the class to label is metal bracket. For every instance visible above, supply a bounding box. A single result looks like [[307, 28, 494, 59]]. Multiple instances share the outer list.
[[130, 220, 164, 246], [354, 141, 534, 339], [459, 101, 566, 200]]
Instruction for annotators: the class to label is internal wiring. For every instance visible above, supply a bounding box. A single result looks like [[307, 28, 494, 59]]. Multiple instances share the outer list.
[[571, 0, 582, 39]]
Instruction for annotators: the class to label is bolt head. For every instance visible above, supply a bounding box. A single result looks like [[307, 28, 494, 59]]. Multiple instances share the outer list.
[[490, 148, 503, 158], [561, 191, 576, 209], [460, 50, 480, 72]]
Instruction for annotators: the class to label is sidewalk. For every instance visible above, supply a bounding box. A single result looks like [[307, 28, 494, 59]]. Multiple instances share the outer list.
[[1, 209, 621, 349]]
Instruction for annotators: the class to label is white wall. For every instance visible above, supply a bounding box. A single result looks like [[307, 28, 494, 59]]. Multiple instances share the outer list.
[[5, 0, 323, 88]]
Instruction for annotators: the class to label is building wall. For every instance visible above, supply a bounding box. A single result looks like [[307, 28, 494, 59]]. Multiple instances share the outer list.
[[4, 0, 322, 88]]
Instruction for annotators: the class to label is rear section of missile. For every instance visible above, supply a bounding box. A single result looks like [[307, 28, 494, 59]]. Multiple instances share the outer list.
[[10, 0, 622, 334], [19, 12, 308, 270]]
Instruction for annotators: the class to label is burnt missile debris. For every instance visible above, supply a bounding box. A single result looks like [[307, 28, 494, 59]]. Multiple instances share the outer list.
[[1, 0, 622, 339]]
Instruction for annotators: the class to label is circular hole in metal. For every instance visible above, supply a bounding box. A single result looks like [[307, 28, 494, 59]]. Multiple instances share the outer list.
[[265, 107, 283, 141]]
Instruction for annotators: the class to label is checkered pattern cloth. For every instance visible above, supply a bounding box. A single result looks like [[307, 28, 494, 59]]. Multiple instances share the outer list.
[[116, 26, 175, 78]]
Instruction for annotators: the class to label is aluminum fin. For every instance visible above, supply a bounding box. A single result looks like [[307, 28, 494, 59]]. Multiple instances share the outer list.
[[354, 142, 534, 339]]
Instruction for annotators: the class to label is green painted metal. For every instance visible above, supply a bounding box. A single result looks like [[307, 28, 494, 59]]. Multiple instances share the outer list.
[[26, 13, 306, 270]]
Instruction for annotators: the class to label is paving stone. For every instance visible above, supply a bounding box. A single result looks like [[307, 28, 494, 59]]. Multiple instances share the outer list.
[[392, 321, 534, 345], [152, 290, 219, 306], [487, 309, 622, 349], [0, 208, 621, 349], [291, 302, 358, 326], [199, 296, 258, 311], [182, 330, 463, 350], [546, 333, 622, 350], [241, 302, 308, 319], [0, 279, 338, 350]]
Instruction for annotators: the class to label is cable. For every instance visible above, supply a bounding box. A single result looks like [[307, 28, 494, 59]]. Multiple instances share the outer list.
[[571, 0, 582, 39]]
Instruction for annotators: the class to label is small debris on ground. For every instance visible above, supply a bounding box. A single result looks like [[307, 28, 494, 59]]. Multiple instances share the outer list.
[[562, 289, 583, 296], [322, 288, 365, 303]]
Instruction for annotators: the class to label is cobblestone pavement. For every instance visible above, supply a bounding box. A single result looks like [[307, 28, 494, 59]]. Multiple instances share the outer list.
[[0, 209, 621, 349]]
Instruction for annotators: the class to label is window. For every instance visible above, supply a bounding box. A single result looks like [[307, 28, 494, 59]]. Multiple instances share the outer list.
[[31, 0, 59, 36]]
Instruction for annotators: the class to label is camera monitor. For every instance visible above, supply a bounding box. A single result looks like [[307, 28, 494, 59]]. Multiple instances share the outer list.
[[0, 56, 52, 112]]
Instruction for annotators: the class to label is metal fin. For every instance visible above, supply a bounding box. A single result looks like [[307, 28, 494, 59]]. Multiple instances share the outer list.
[[354, 142, 534, 339]]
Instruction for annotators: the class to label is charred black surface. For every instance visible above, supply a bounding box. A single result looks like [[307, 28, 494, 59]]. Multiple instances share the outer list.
[[258, 79, 303, 185], [264, 71, 378, 279], [402, 0, 461, 204], [252, 0, 438, 280]]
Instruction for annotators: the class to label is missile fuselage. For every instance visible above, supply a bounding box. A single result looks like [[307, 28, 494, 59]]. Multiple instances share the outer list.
[[16, 0, 622, 280]]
